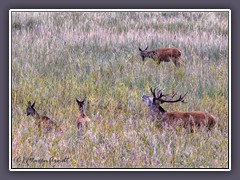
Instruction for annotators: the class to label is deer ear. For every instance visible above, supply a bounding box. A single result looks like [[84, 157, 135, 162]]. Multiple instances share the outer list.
[[145, 46, 148, 50], [152, 98, 155, 103], [76, 98, 80, 104], [83, 97, 87, 103], [31, 101, 35, 108], [139, 47, 142, 51], [28, 101, 31, 106]]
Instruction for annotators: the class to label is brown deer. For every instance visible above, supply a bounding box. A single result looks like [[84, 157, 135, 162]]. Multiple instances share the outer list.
[[142, 88, 216, 131], [139, 46, 182, 67], [26, 101, 63, 134], [76, 97, 91, 136]]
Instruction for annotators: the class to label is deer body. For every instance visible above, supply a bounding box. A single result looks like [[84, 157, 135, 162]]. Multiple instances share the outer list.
[[139, 47, 182, 67], [76, 97, 91, 136], [26, 101, 63, 134], [150, 108, 215, 130], [142, 88, 216, 131]]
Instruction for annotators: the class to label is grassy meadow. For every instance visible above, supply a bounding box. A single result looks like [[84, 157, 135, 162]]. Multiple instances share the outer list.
[[11, 11, 229, 169]]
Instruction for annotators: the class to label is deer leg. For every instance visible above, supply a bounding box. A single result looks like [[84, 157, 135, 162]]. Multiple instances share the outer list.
[[77, 128, 82, 137], [153, 58, 160, 65], [46, 123, 51, 132], [207, 120, 215, 131], [77, 122, 83, 136], [37, 123, 42, 136], [173, 59, 180, 68]]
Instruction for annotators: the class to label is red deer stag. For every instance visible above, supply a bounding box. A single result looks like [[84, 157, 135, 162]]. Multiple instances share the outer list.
[[26, 101, 63, 134], [76, 97, 91, 136], [142, 88, 216, 131], [139, 46, 182, 67]]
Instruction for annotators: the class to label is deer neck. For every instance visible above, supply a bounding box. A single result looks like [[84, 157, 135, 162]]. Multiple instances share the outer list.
[[147, 51, 157, 59], [158, 105, 166, 113], [78, 108, 86, 118], [149, 104, 166, 122], [33, 111, 41, 120]]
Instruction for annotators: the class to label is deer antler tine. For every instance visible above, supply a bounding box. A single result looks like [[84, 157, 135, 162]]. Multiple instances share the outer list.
[[155, 90, 188, 104], [182, 92, 187, 98], [181, 92, 188, 103], [153, 88, 158, 98], [157, 89, 170, 99], [154, 87, 157, 95], [150, 87, 155, 99], [177, 92, 187, 103], [159, 91, 163, 98], [183, 92, 188, 98], [150, 87, 153, 94], [172, 93, 176, 98], [157, 89, 162, 98], [154, 88, 161, 98]]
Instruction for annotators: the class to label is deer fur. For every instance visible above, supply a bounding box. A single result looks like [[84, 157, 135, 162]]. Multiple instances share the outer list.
[[26, 101, 63, 134], [76, 97, 91, 136], [139, 46, 182, 67], [142, 88, 216, 131]]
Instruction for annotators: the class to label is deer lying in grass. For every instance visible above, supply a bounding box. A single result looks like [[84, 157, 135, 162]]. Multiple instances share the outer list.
[[26, 101, 63, 134], [142, 88, 216, 131], [139, 46, 182, 67], [76, 97, 91, 136]]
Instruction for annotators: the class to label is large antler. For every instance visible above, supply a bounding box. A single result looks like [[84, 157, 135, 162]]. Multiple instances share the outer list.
[[150, 87, 187, 104], [151, 87, 174, 98], [150, 87, 157, 99]]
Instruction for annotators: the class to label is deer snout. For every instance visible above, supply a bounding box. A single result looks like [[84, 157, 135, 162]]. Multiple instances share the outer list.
[[142, 95, 152, 107], [141, 95, 147, 101]]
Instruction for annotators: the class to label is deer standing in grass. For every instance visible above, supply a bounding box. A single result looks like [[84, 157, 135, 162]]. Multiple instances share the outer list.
[[139, 46, 182, 67], [142, 88, 216, 131], [76, 97, 91, 136], [26, 101, 63, 134]]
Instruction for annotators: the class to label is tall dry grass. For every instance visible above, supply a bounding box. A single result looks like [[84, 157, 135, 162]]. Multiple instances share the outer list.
[[11, 11, 229, 168]]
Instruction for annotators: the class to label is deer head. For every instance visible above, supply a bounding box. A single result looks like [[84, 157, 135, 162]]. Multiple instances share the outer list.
[[26, 101, 36, 116], [139, 46, 148, 62], [76, 97, 87, 112]]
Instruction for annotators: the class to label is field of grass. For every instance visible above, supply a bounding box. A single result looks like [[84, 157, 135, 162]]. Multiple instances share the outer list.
[[11, 11, 229, 169]]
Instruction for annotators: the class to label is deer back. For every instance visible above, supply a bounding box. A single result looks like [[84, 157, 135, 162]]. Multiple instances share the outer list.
[[156, 48, 181, 60], [159, 111, 216, 130]]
